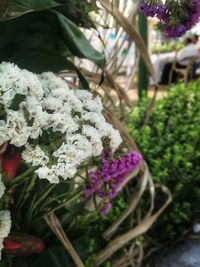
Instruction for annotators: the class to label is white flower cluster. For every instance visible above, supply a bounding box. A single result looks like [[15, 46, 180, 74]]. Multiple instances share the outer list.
[[0, 175, 5, 200], [0, 62, 122, 183], [0, 175, 11, 259]]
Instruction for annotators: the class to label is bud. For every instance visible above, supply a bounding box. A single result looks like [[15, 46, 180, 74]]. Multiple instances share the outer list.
[[4, 233, 45, 257], [1, 151, 21, 179]]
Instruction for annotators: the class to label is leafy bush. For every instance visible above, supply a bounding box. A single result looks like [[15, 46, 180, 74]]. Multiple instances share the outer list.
[[152, 42, 184, 54], [128, 80, 200, 241]]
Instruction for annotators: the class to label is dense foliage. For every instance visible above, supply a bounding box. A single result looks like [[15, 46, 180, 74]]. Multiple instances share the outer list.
[[152, 42, 184, 54], [129, 80, 200, 241]]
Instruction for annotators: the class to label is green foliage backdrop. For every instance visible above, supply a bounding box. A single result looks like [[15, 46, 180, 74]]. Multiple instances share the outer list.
[[129, 80, 200, 241]]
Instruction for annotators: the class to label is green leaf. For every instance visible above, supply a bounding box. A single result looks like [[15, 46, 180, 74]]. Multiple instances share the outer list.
[[9, 93, 26, 110], [54, 1, 98, 28], [7, 0, 61, 13], [9, 50, 90, 89], [0, 9, 105, 73], [52, 10, 106, 68]]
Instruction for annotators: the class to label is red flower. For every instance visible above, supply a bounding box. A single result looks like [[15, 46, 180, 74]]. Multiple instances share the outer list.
[[4, 239, 22, 250], [4, 233, 45, 257], [1, 151, 21, 179]]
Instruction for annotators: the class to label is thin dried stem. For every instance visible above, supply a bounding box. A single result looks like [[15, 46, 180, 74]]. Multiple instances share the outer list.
[[45, 213, 85, 267]]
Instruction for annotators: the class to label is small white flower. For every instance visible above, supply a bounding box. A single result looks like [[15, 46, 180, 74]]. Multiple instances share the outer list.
[[84, 96, 103, 112], [43, 96, 63, 111], [52, 163, 76, 180], [0, 210, 11, 260], [0, 210, 11, 239], [35, 166, 59, 184], [0, 174, 5, 199], [22, 144, 49, 166], [67, 134, 93, 157], [0, 88, 16, 107], [39, 72, 68, 95], [82, 125, 103, 156], [6, 109, 31, 147], [50, 87, 70, 101], [0, 121, 9, 145], [22, 69, 43, 100], [64, 90, 83, 112], [75, 89, 92, 101], [25, 96, 43, 116]]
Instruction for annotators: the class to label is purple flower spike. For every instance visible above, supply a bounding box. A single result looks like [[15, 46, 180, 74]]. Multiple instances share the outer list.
[[139, 0, 200, 38], [101, 150, 113, 159], [107, 188, 118, 199], [163, 24, 187, 38], [82, 150, 142, 215], [156, 4, 168, 21], [139, 2, 157, 17], [100, 200, 112, 216]]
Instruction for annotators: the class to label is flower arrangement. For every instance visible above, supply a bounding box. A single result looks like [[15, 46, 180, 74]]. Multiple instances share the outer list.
[[139, 0, 200, 37], [0, 62, 142, 261]]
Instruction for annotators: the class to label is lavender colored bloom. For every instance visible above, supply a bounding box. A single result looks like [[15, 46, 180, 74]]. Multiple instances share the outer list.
[[162, 0, 200, 37], [100, 200, 112, 216], [83, 172, 100, 198], [83, 150, 142, 215], [139, 0, 200, 38], [101, 150, 113, 159], [139, 1, 168, 20], [139, 2, 157, 17], [163, 24, 186, 38], [83, 187, 93, 198], [96, 188, 105, 198], [107, 188, 118, 199], [156, 4, 168, 21]]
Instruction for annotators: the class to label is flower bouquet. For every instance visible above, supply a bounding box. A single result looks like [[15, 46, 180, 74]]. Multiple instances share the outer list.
[[0, 62, 142, 266]]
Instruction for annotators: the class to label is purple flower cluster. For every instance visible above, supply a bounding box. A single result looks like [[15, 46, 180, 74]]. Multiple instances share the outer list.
[[163, 0, 200, 38], [139, 0, 200, 38], [83, 151, 142, 216], [139, 2, 168, 21]]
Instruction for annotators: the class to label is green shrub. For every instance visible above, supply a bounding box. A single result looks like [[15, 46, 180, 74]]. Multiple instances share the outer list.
[[152, 43, 184, 54], [128, 80, 200, 241]]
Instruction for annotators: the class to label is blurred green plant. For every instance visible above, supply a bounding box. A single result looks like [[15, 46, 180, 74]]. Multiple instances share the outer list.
[[152, 42, 184, 54], [129, 80, 200, 241]]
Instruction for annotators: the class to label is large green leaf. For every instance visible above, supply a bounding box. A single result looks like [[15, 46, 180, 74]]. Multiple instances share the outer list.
[[5, 0, 98, 29], [54, 1, 98, 28], [0, 11, 68, 60], [53, 10, 105, 68], [9, 50, 90, 89], [7, 0, 61, 13], [0, 10, 105, 71]]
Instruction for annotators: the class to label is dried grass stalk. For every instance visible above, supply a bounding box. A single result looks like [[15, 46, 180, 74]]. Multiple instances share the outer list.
[[103, 162, 149, 239], [45, 213, 85, 267], [103, 106, 138, 150], [0, 0, 10, 18], [95, 187, 171, 266], [99, 0, 157, 84]]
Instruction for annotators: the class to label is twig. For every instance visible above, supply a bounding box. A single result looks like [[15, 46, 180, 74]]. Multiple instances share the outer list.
[[45, 213, 85, 267]]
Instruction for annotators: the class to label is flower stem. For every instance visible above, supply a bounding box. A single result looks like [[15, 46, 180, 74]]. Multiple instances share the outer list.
[[9, 166, 38, 188], [34, 190, 82, 223]]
